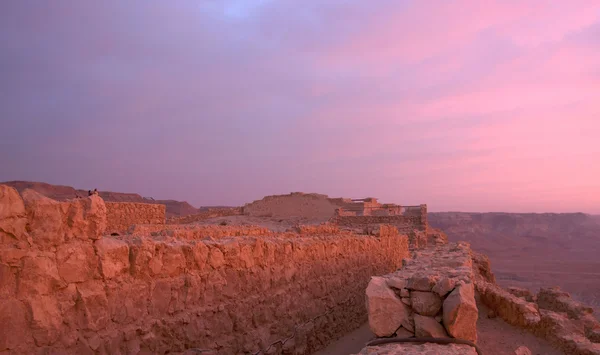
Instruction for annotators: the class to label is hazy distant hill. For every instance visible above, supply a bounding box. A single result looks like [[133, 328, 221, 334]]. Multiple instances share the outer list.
[[429, 212, 600, 310], [1, 181, 200, 218]]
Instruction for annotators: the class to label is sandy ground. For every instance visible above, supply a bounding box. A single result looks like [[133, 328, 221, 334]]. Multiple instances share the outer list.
[[312, 296, 562, 355]]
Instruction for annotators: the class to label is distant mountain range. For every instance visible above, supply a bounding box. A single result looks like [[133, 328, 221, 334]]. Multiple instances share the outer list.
[[429, 212, 600, 310]]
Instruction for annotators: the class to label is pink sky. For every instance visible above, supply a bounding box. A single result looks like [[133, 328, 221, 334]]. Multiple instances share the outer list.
[[1, 1, 599, 213]]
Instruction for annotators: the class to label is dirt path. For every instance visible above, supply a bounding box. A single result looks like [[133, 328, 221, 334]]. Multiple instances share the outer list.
[[312, 298, 562, 355], [312, 323, 374, 355], [475, 296, 562, 355]]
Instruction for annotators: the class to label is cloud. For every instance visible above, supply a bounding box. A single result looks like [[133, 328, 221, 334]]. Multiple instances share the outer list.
[[0, 1, 599, 212]]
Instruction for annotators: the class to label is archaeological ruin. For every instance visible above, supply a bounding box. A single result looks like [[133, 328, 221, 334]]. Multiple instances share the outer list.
[[1, 186, 599, 355]]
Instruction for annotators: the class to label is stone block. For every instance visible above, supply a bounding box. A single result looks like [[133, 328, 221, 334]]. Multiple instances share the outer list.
[[443, 282, 478, 342], [95, 237, 130, 279], [414, 314, 448, 338], [366, 277, 411, 337]]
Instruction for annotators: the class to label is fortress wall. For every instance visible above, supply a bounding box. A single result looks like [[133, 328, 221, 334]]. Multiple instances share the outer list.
[[0, 185, 410, 355], [105, 202, 166, 234], [166, 207, 243, 225]]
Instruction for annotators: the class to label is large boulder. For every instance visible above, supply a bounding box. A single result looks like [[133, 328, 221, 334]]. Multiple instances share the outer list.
[[443, 282, 478, 342], [366, 277, 412, 337], [0, 185, 27, 243]]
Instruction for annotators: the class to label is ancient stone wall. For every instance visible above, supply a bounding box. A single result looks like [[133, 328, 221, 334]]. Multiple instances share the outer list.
[[0, 185, 410, 355], [332, 215, 424, 231], [331, 205, 428, 234], [105, 202, 165, 234], [166, 207, 243, 225], [366, 242, 478, 343], [477, 281, 600, 354]]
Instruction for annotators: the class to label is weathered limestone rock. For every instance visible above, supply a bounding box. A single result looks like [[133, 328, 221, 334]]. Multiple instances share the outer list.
[[535, 309, 599, 354], [432, 277, 455, 297], [443, 282, 478, 342], [27, 296, 63, 346], [395, 327, 414, 338], [65, 195, 107, 240], [95, 238, 130, 279], [18, 255, 64, 297], [414, 314, 448, 338], [407, 272, 439, 291], [22, 190, 106, 246], [366, 277, 411, 337], [0, 298, 32, 350], [386, 276, 407, 290], [56, 242, 98, 283], [476, 281, 541, 328], [507, 287, 535, 302], [471, 251, 496, 283], [76, 281, 109, 331], [0, 185, 27, 243], [22, 190, 65, 246], [352, 342, 478, 355], [537, 287, 593, 319], [514, 345, 532, 355], [410, 291, 442, 316]]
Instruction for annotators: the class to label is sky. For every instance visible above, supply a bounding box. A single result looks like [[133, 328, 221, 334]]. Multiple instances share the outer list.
[[1, 1, 599, 213]]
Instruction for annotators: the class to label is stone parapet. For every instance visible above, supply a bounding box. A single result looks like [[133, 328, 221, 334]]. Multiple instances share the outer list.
[[366, 242, 478, 343], [105, 201, 165, 234]]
